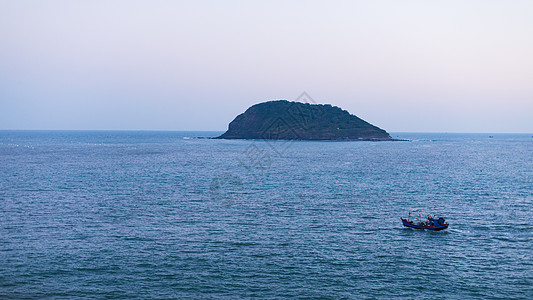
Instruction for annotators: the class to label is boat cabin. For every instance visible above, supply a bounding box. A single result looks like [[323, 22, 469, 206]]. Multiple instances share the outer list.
[[428, 217, 446, 226]]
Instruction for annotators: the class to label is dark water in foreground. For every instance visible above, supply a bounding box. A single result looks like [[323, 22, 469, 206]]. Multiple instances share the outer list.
[[1, 131, 532, 299]]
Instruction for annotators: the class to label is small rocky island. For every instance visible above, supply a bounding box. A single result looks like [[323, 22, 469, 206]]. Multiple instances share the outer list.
[[217, 100, 393, 140]]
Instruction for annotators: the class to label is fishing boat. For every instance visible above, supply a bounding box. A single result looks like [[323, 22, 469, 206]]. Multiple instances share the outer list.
[[401, 212, 448, 231]]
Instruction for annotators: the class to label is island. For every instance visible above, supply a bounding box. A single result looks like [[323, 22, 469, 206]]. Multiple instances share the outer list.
[[217, 100, 393, 140]]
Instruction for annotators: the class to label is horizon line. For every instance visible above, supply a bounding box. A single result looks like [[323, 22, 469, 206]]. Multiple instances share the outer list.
[[0, 129, 532, 135]]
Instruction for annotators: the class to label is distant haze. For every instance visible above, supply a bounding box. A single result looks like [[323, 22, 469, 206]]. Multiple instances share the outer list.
[[1, 1, 532, 133]]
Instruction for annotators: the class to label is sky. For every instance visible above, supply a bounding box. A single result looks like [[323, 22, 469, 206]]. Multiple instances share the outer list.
[[0, 0, 532, 133]]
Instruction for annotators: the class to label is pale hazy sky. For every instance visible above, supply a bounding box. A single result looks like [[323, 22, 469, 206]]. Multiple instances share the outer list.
[[1, 0, 532, 132]]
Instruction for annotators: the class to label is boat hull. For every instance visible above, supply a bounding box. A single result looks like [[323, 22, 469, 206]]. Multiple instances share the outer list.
[[401, 218, 448, 231]]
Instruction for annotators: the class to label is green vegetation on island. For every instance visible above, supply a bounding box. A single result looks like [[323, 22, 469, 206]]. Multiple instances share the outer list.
[[217, 100, 393, 140]]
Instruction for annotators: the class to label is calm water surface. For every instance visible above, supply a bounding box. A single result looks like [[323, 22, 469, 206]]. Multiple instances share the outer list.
[[1, 131, 532, 299]]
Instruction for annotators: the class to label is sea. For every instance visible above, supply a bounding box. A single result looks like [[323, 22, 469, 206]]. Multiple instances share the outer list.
[[1, 131, 532, 299]]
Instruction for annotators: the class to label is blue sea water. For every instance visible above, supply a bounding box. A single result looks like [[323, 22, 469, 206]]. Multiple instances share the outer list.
[[1, 131, 532, 299]]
